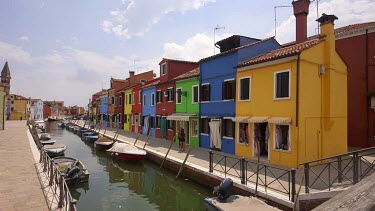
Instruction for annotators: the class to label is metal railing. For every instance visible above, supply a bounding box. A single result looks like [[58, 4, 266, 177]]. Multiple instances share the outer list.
[[28, 122, 77, 211], [209, 150, 296, 201], [300, 147, 375, 193]]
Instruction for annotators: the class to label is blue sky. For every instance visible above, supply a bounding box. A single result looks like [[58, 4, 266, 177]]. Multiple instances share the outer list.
[[0, 0, 374, 106]]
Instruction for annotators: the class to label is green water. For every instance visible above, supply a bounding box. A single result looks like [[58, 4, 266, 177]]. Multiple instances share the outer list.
[[45, 122, 212, 211]]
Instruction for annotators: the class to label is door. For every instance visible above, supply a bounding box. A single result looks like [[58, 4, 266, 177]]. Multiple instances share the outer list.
[[135, 114, 139, 133], [161, 117, 167, 138], [209, 120, 221, 150]]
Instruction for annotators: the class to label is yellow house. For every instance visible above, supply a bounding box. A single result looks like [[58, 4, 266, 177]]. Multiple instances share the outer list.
[[9, 94, 30, 120], [234, 13, 347, 168], [123, 87, 133, 131]]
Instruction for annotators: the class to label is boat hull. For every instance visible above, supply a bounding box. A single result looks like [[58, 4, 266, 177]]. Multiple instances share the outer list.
[[107, 151, 145, 161], [85, 136, 98, 142], [94, 142, 113, 150]]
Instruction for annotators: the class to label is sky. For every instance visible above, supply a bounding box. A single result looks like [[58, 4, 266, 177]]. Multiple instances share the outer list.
[[0, 0, 374, 107]]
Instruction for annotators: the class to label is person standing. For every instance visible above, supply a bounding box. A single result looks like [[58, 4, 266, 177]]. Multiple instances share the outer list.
[[178, 127, 185, 152]]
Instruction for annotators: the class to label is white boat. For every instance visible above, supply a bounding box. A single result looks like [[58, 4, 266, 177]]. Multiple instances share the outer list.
[[106, 141, 146, 161], [34, 120, 45, 130], [53, 156, 90, 185], [44, 144, 67, 157], [40, 139, 56, 145]]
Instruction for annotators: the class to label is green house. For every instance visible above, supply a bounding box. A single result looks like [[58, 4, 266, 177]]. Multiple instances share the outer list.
[[168, 68, 200, 147]]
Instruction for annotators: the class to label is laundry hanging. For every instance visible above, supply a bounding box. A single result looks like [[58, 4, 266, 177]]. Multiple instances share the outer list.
[[209, 120, 221, 149]]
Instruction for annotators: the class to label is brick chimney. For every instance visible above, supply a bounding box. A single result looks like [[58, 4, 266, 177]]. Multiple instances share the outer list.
[[292, 0, 310, 43], [129, 70, 135, 85]]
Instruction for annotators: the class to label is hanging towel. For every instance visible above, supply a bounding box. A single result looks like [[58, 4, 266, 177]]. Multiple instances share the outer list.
[[209, 121, 222, 149]]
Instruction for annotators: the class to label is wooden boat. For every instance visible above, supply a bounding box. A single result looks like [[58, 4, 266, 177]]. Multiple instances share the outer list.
[[39, 133, 51, 140], [94, 136, 114, 150], [85, 135, 99, 142], [106, 141, 146, 161], [40, 139, 56, 145], [44, 144, 67, 157], [53, 156, 89, 185]]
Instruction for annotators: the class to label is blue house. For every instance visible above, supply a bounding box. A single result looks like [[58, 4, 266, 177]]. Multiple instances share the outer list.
[[199, 35, 281, 154], [141, 80, 159, 137], [99, 92, 109, 127]]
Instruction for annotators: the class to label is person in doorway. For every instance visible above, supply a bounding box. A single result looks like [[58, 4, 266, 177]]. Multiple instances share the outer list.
[[178, 127, 185, 152], [253, 124, 260, 156]]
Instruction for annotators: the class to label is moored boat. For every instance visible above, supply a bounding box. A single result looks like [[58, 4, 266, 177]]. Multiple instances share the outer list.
[[94, 136, 114, 150], [34, 120, 45, 130], [53, 156, 90, 185], [39, 133, 51, 140], [106, 141, 146, 161], [40, 139, 56, 145], [85, 135, 99, 142], [44, 144, 67, 157]]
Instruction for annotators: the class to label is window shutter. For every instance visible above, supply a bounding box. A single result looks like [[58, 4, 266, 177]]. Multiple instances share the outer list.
[[232, 120, 235, 138], [200, 85, 203, 102], [171, 88, 175, 101], [208, 84, 211, 101], [222, 82, 226, 100], [231, 80, 236, 100]]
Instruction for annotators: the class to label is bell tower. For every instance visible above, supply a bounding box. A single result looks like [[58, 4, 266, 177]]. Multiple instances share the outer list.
[[1, 61, 11, 95]]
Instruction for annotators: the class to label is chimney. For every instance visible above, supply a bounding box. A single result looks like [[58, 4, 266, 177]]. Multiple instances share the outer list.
[[292, 0, 310, 43], [317, 13, 338, 69], [129, 70, 135, 85]]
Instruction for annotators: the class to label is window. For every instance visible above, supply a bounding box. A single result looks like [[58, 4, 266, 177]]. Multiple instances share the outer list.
[[239, 77, 250, 101], [222, 80, 235, 100], [201, 118, 210, 134], [176, 88, 182, 104], [124, 114, 128, 123], [161, 63, 167, 75], [201, 84, 210, 101], [166, 88, 174, 102], [132, 92, 135, 105], [125, 95, 128, 105], [223, 119, 234, 138], [112, 96, 115, 105], [139, 91, 141, 104], [191, 119, 198, 137], [238, 123, 249, 144], [156, 90, 163, 103], [167, 120, 174, 130], [151, 93, 155, 106], [128, 94, 132, 104], [119, 96, 122, 106], [11, 101, 14, 104], [156, 116, 161, 128], [192, 85, 199, 103], [143, 94, 146, 106], [150, 116, 155, 128], [131, 114, 135, 125], [274, 124, 290, 151], [274, 70, 290, 99]]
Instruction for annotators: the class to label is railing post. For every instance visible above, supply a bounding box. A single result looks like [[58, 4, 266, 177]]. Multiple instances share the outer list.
[[49, 160, 54, 186], [43, 152, 47, 172], [353, 152, 359, 184], [39, 149, 43, 163], [241, 157, 245, 184], [209, 150, 213, 173], [291, 168, 296, 202], [338, 156, 343, 183], [58, 176, 64, 208], [304, 163, 310, 193]]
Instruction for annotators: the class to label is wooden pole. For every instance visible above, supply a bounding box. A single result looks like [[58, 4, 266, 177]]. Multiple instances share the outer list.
[[160, 136, 175, 169], [133, 131, 141, 146], [142, 128, 151, 149], [176, 148, 191, 179], [255, 139, 261, 196]]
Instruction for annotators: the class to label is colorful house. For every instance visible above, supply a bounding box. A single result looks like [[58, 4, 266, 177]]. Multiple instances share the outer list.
[[235, 2, 347, 168], [167, 68, 200, 147], [99, 90, 109, 127], [123, 86, 133, 131], [9, 94, 30, 120], [199, 35, 281, 155], [30, 99, 43, 120], [156, 59, 198, 140], [141, 79, 159, 136]]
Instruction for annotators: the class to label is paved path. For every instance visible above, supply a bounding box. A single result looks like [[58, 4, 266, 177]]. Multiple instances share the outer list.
[[0, 121, 48, 211]]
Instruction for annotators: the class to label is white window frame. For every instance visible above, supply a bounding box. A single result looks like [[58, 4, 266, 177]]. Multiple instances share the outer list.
[[222, 117, 234, 140], [201, 83, 210, 102], [151, 93, 155, 106], [192, 85, 199, 104], [274, 69, 291, 100], [191, 119, 198, 137], [167, 87, 174, 102], [176, 88, 182, 104], [132, 114, 135, 125], [273, 123, 291, 152], [200, 117, 210, 136], [161, 63, 167, 75], [138, 91, 141, 104], [132, 92, 135, 105], [238, 76, 251, 102], [143, 94, 146, 106], [156, 90, 162, 104]]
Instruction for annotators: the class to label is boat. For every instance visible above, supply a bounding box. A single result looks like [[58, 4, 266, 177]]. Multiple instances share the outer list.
[[81, 131, 95, 138], [84, 134, 99, 142], [34, 120, 45, 130], [106, 141, 146, 161], [40, 139, 56, 145], [43, 144, 67, 157], [39, 133, 51, 140], [53, 156, 90, 185], [94, 136, 114, 150]]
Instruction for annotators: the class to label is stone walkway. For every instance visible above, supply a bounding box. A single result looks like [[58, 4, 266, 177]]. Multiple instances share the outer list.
[[0, 121, 48, 211]]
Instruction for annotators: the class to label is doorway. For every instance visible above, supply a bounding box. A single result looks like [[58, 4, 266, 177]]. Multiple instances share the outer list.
[[161, 117, 167, 138], [177, 121, 189, 145], [135, 114, 139, 133], [253, 123, 269, 160]]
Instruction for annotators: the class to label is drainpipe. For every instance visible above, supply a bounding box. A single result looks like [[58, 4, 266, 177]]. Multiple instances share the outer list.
[[366, 29, 369, 147], [296, 54, 300, 127]]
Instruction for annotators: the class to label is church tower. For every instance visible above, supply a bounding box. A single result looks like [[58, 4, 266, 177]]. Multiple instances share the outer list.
[[1, 61, 11, 95]]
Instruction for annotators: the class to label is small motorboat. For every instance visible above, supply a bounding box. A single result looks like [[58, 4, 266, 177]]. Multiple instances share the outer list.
[[85, 135, 99, 142], [43, 144, 67, 157], [34, 120, 45, 130], [106, 141, 146, 161], [81, 131, 94, 138], [94, 136, 114, 150], [53, 156, 90, 185], [40, 139, 56, 145], [39, 133, 51, 140]]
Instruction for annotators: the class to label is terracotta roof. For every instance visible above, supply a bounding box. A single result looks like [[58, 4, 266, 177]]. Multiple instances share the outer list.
[[171, 67, 200, 81], [237, 38, 324, 68], [200, 37, 278, 62], [142, 79, 160, 89], [159, 58, 197, 65], [335, 22, 375, 36]]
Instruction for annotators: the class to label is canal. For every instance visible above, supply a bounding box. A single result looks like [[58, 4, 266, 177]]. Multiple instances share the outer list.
[[45, 122, 212, 211]]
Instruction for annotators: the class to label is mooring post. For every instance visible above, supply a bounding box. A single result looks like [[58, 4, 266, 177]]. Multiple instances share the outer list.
[[160, 136, 175, 169], [291, 168, 296, 202], [304, 163, 310, 193], [143, 128, 151, 150], [176, 148, 192, 179], [58, 176, 64, 208], [209, 150, 213, 173], [133, 131, 141, 146], [241, 157, 246, 184]]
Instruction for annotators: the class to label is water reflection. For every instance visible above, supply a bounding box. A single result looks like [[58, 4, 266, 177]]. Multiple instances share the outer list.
[[45, 121, 211, 211]]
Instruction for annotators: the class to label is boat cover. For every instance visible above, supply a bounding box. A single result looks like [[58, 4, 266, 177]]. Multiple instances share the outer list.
[[107, 142, 146, 156]]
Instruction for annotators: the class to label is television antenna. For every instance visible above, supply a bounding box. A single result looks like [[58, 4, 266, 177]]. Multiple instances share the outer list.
[[274, 5, 292, 39], [214, 25, 225, 54]]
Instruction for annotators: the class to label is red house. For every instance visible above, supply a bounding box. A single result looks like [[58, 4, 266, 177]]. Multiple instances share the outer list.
[[155, 58, 198, 140], [43, 104, 51, 118], [336, 22, 375, 148]]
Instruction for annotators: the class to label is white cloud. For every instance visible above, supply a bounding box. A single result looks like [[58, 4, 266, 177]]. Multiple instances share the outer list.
[[102, 0, 216, 39], [17, 36, 29, 41], [267, 0, 375, 44], [162, 32, 233, 62], [0, 41, 32, 64], [70, 37, 79, 42]]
